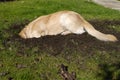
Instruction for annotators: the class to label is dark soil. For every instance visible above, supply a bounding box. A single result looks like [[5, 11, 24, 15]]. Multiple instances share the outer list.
[[1, 19, 120, 56]]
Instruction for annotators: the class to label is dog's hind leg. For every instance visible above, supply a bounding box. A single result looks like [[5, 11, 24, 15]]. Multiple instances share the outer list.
[[61, 30, 71, 35]]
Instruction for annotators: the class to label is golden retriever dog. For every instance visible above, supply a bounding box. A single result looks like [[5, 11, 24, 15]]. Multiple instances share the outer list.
[[19, 10, 118, 42]]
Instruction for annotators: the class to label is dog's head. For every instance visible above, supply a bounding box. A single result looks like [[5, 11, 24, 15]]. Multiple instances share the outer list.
[[19, 28, 27, 39]]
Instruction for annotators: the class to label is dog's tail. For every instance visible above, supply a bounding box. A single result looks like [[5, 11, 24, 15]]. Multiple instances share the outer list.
[[83, 21, 118, 42]]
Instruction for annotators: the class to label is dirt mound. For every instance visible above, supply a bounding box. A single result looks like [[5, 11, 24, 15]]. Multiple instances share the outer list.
[[2, 19, 120, 56]]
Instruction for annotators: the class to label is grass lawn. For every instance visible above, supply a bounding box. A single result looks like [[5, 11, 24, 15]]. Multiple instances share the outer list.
[[0, 0, 120, 80]]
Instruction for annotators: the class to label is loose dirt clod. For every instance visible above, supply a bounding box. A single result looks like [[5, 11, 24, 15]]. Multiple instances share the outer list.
[[59, 64, 76, 80]]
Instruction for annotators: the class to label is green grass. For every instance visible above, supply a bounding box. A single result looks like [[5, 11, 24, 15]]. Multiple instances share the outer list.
[[0, 0, 120, 80], [0, 0, 120, 29]]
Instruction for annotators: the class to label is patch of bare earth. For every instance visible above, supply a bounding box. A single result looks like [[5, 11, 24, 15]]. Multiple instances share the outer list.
[[1, 19, 120, 56]]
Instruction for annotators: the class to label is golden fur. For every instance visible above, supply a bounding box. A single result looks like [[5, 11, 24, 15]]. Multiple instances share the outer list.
[[19, 11, 118, 42]]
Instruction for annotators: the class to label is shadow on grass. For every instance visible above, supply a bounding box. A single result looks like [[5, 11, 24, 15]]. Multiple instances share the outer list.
[[98, 62, 120, 80]]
